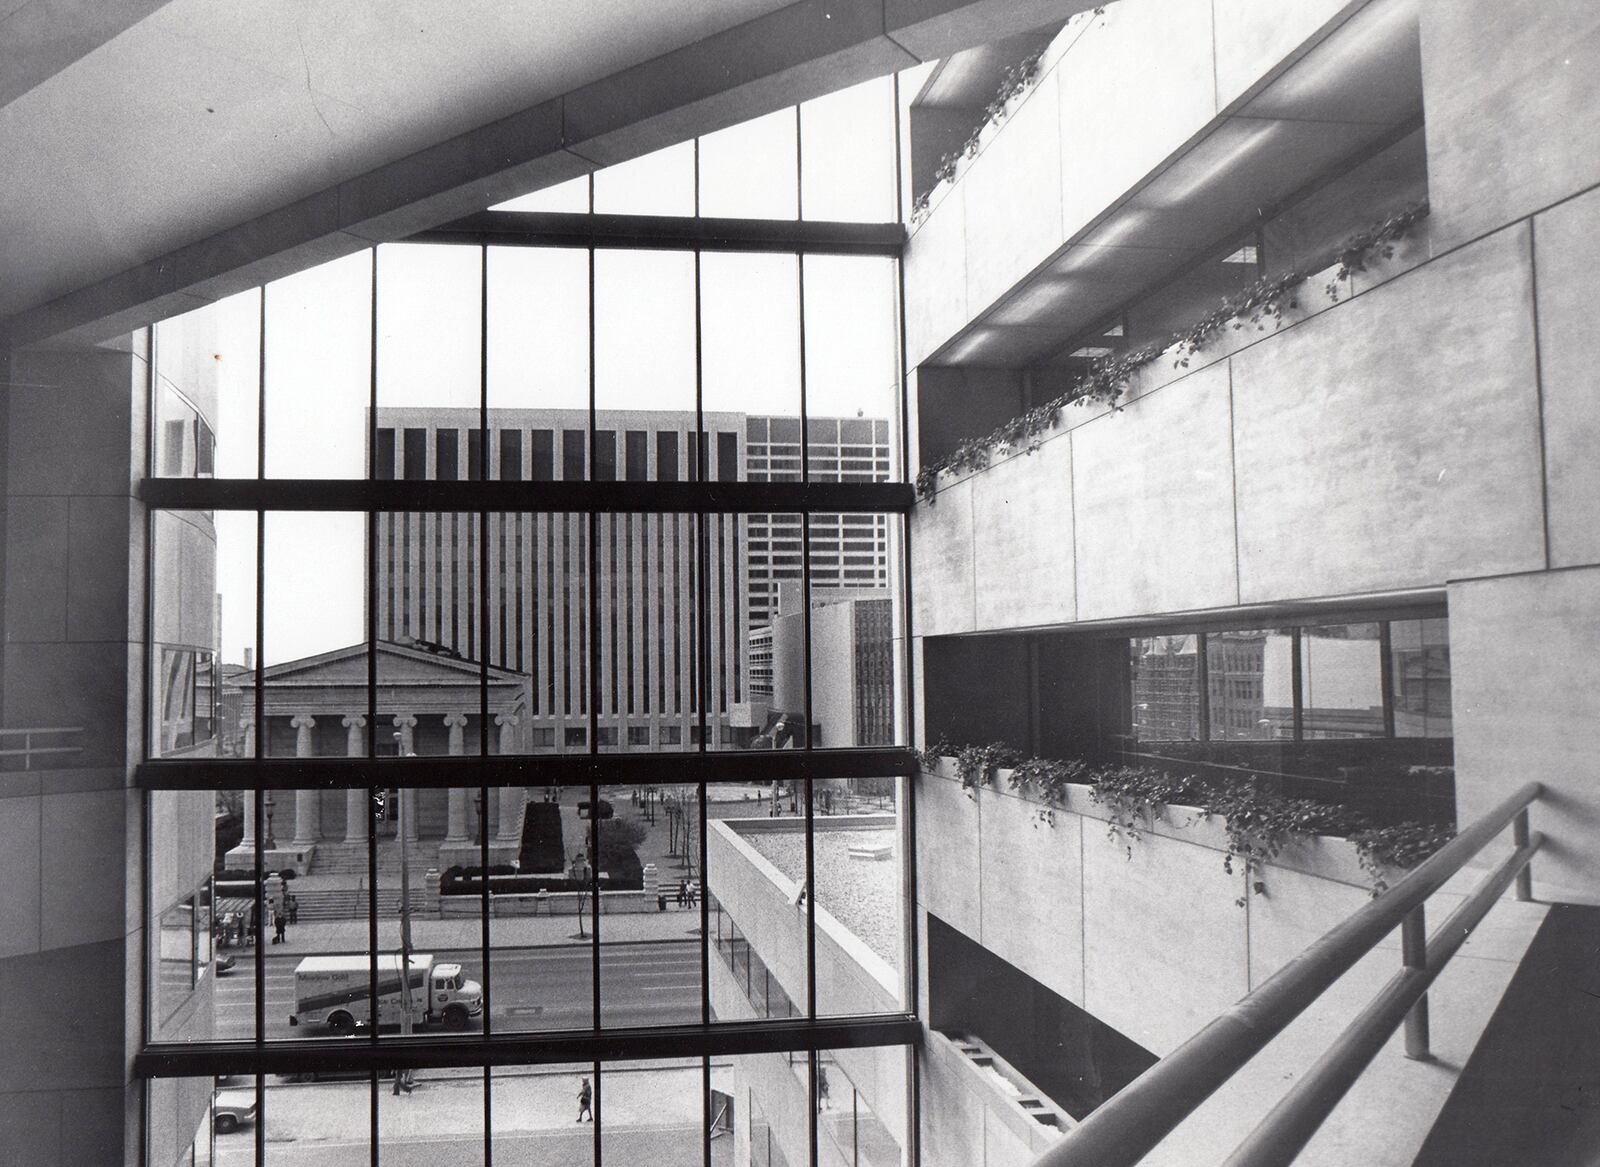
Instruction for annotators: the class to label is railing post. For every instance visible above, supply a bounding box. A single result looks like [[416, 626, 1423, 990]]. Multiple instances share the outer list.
[[1513, 809, 1534, 901], [24, 731, 33, 772], [1401, 904, 1430, 1061]]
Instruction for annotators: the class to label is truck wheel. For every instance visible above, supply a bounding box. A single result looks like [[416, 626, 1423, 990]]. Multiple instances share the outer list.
[[443, 1004, 470, 1031], [214, 1115, 239, 1135], [327, 1011, 355, 1035]]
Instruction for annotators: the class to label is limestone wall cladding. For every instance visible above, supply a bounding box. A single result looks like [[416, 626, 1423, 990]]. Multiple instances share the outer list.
[[903, 0, 1371, 366], [917, 763, 1547, 1166], [1421, 0, 1600, 253], [1450, 566, 1600, 905], [910, 224, 1548, 635]]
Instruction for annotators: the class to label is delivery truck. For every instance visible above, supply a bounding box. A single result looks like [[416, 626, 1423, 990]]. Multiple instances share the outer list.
[[289, 954, 483, 1033]]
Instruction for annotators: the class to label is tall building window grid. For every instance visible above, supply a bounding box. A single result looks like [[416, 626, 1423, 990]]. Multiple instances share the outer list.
[[137, 80, 919, 1167]]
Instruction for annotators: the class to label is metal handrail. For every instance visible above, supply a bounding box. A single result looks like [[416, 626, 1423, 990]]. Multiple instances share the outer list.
[[1032, 781, 1543, 1167]]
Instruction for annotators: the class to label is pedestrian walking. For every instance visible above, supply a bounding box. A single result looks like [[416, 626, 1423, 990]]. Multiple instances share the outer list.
[[576, 1076, 593, 1122], [818, 1066, 830, 1111], [287, 894, 298, 925], [272, 908, 286, 945]]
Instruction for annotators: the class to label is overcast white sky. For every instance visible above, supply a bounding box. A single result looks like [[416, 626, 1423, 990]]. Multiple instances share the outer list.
[[191, 72, 920, 666]]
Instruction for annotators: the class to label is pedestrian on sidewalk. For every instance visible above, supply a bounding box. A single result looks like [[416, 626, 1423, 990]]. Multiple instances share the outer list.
[[576, 1076, 593, 1122], [287, 893, 298, 925], [272, 908, 286, 945]]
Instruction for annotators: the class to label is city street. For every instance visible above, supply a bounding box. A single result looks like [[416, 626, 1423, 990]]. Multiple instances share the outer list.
[[213, 939, 705, 1039], [213, 1062, 732, 1166]]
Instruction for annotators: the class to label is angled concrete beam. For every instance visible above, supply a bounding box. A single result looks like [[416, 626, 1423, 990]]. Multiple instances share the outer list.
[[0, 0, 175, 109], [2, 0, 1094, 350]]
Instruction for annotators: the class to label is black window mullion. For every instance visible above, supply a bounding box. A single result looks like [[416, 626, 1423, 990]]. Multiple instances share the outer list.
[[1291, 627, 1304, 741], [366, 251, 381, 1167], [1379, 621, 1397, 738], [587, 243, 602, 1034], [1197, 631, 1211, 742], [479, 243, 493, 1062]]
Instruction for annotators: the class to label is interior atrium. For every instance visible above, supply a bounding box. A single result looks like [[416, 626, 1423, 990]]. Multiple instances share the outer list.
[[3, 2, 1598, 1166]]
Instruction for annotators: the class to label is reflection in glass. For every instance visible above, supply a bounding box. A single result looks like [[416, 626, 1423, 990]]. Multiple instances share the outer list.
[[1207, 629, 1296, 742], [1391, 617, 1451, 739], [1300, 623, 1385, 739], [151, 510, 228, 759], [1129, 635, 1201, 742], [817, 1048, 907, 1167]]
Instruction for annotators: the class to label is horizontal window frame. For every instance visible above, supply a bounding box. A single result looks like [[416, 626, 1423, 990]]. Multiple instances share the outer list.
[[408, 210, 904, 256], [135, 1013, 919, 1078], [138, 746, 919, 788], [140, 477, 914, 514]]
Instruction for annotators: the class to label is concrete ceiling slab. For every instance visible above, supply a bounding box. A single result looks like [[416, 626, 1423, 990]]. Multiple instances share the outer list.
[[1, 0, 1098, 349]]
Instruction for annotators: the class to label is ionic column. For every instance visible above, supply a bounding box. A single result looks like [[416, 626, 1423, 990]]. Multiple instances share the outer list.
[[445, 713, 469, 843], [495, 713, 522, 840], [290, 713, 320, 846], [241, 718, 256, 759], [343, 715, 367, 842], [392, 715, 418, 840]]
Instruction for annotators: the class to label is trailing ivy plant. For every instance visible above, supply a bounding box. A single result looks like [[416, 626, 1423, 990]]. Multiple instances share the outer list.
[[1007, 756, 1088, 808], [1203, 780, 1365, 904], [1087, 766, 1194, 855], [1325, 201, 1430, 302], [916, 735, 955, 773], [1350, 819, 1455, 897], [915, 202, 1430, 503], [953, 741, 1022, 795], [910, 47, 1048, 223]]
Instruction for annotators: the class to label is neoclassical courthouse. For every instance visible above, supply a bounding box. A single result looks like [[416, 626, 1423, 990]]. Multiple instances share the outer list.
[[5, 3, 1600, 1167]]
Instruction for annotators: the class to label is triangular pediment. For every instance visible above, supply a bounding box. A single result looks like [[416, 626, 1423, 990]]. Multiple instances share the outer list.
[[243, 641, 525, 689]]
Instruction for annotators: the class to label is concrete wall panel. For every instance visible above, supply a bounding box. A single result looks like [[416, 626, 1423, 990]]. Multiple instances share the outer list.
[[1072, 363, 1238, 621], [905, 181, 969, 366], [916, 767, 984, 941], [1421, 0, 1600, 252], [971, 435, 1074, 630], [1211, 0, 1355, 109], [1531, 185, 1600, 569], [963, 70, 1066, 316], [1451, 566, 1600, 903], [977, 785, 1084, 1006], [911, 477, 976, 637], [1056, 0, 1217, 241], [0, 798, 42, 959], [1232, 227, 1545, 602], [1080, 820, 1248, 1056]]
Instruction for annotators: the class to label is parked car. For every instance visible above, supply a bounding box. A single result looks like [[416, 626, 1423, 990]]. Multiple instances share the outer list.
[[213, 1089, 257, 1135]]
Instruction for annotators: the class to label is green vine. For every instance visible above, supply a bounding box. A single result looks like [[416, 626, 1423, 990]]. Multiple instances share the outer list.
[[1007, 756, 1088, 808], [1350, 820, 1455, 897], [915, 202, 1429, 503]]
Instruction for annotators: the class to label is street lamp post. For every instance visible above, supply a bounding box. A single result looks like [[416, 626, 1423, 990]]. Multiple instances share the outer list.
[[393, 743, 417, 1093]]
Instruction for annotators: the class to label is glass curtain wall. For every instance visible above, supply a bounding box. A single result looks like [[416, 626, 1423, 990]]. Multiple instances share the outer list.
[[140, 75, 918, 1167]]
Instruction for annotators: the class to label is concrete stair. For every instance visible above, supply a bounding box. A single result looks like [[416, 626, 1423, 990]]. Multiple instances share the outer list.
[[291, 887, 407, 921]]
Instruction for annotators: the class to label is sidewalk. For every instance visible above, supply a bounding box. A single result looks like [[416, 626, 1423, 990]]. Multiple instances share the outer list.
[[261, 903, 705, 953]]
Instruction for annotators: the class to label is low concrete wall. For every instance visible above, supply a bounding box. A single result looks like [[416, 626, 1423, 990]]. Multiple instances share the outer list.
[[915, 761, 1548, 1166]]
